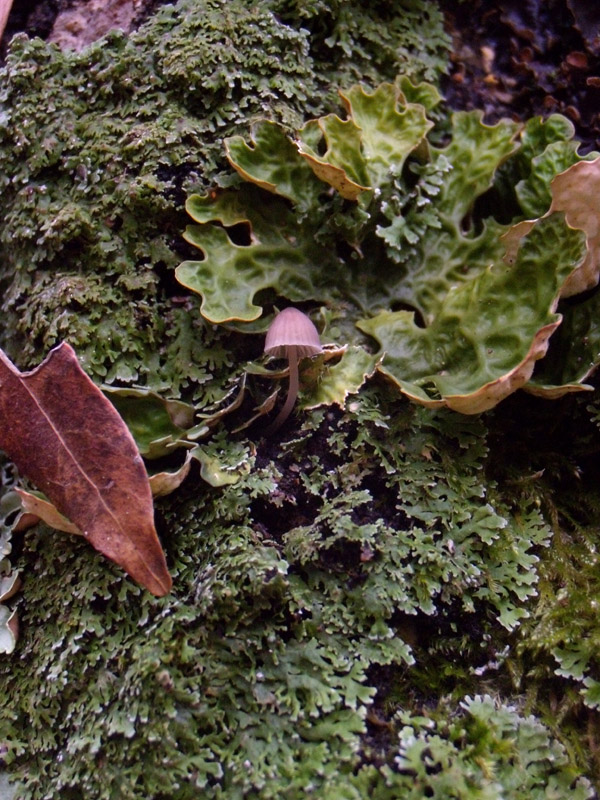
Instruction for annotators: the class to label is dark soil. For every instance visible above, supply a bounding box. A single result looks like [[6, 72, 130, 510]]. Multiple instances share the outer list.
[[442, 0, 600, 153], [2, 0, 59, 44]]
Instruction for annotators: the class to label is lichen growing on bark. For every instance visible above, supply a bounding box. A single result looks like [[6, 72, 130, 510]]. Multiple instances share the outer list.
[[2, 396, 594, 799], [0, 1, 599, 798], [0, 0, 449, 391]]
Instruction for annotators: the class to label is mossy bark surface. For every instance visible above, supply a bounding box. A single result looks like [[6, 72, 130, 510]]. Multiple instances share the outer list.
[[0, 2, 599, 798]]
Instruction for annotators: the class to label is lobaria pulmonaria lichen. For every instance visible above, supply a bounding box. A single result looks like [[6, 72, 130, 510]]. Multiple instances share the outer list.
[[0, 1, 599, 799], [0, 0, 449, 392]]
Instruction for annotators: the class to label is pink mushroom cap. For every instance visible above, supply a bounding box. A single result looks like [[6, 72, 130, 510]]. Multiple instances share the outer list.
[[264, 308, 323, 359]]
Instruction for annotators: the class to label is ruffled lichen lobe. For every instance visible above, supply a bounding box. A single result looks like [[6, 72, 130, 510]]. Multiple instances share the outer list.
[[0, 0, 598, 798]]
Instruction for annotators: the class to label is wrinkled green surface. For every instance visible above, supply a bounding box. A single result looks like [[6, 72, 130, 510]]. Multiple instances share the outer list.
[[358, 213, 586, 410], [525, 286, 600, 396], [297, 83, 432, 197], [303, 346, 379, 408], [178, 82, 600, 411], [0, 0, 600, 798], [225, 121, 324, 209], [178, 187, 329, 322]]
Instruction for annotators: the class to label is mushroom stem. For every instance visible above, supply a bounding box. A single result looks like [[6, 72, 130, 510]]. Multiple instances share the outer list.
[[264, 345, 299, 435]]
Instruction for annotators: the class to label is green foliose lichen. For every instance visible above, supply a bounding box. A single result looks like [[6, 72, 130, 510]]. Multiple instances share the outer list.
[[178, 84, 599, 412], [0, 0, 449, 394], [2, 393, 591, 799], [0, 0, 599, 798]]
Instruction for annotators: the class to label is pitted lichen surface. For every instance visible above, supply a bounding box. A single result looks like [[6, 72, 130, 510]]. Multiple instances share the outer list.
[[0, 0, 599, 798], [179, 84, 600, 412]]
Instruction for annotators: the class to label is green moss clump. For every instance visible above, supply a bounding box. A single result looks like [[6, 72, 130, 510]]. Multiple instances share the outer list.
[[0, 0, 598, 797], [3, 396, 593, 798], [0, 0, 449, 392]]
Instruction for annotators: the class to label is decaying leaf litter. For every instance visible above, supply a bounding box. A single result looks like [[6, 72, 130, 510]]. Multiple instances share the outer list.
[[0, 343, 170, 597]]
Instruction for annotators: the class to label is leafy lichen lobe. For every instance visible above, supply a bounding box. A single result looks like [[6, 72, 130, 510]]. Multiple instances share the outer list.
[[0, 0, 598, 797]]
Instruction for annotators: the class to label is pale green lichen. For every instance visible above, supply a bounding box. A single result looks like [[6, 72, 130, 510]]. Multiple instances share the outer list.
[[178, 82, 600, 413], [0, 0, 599, 797], [1, 395, 585, 799], [349, 695, 593, 799]]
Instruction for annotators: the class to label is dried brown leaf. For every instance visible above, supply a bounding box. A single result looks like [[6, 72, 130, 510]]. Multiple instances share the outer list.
[[15, 488, 83, 536], [0, 343, 171, 596]]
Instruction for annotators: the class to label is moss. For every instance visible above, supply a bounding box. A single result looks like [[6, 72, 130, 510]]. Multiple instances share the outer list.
[[0, 0, 449, 392], [0, 0, 598, 798], [3, 396, 592, 799]]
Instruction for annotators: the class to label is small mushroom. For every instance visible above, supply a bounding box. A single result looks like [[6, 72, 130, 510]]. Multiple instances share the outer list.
[[263, 307, 323, 434]]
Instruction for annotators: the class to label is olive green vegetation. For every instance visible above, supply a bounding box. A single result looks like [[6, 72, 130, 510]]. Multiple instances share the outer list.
[[177, 90, 599, 411], [0, 1, 599, 798]]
